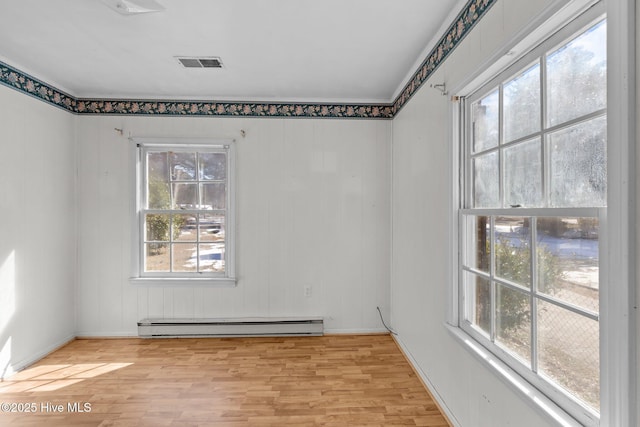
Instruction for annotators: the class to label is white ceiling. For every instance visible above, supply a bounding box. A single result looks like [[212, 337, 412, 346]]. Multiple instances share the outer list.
[[0, 0, 465, 103]]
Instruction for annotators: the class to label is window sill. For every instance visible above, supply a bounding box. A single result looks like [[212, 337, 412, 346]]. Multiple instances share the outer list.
[[129, 277, 237, 287], [445, 324, 588, 427]]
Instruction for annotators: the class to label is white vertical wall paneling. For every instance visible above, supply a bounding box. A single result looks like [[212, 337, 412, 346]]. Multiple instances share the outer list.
[[342, 120, 365, 330], [171, 287, 194, 318], [98, 118, 126, 331], [636, 4, 640, 422], [75, 116, 391, 335], [266, 119, 290, 316], [119, 126, 137, 331], [147, 287, 163, 318], [308, 122, 331, 321], [361, 121, 391, 328], [193, 286, 204, 319], [0, 85, 76, 375], [323, 120, 364, 330], [236, 119, 275, 316], [76, 117, 100, 334], [137, 287, 148, 321], [282, 120, 316, 315], [315, 122, 342, 327]]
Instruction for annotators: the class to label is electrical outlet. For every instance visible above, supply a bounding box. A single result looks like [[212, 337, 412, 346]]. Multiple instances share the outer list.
[[304, 286, 312, 297]]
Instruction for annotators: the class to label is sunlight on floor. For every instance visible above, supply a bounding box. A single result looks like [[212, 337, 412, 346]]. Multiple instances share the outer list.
[[0, 362, 132, 393]]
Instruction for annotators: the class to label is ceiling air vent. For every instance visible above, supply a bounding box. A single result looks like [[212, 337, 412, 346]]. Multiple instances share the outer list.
[[176, 57, 223, 69]]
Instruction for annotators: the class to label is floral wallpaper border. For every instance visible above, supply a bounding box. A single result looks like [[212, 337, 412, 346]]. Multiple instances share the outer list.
[[75, 99, 394, 119], [0, 0, 495, 119], [393, 0, 497, 114], [0, 62, 76, 113]]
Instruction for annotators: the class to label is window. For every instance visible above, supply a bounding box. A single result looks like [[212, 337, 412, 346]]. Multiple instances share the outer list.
[[131, 139, 236, 284], [458, 9, 605, 425]]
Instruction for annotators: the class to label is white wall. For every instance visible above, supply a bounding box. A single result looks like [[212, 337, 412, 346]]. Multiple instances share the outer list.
[[390, 0, 574, 426], [75, 115, 391, 336], [636, 3, 640, 423], [0, 85, 76, 377]]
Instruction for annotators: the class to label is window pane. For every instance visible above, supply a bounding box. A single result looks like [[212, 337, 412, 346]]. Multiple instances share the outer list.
[[464, 271, 490, 336], [472, 90, 499, 153], [504, 138, 542, 207], [495, 217, 531, 287], [170, 152, 197, 181], [547, 20, 606, 127], [548, 116, 606, 207], [202, 183, 226, 210], [173, 214, 196, 242], [536, 217, 599, 313], [172, 183, 198, 209], [172, 243, 197, 272], [147, 152, 170, 209], [199, 214, 224, 242], [199, 243, 225, 272], [496, 284, 531, 366], [148, 152, 168, 179], [503, 63, 541, 142], [473, 152, 499, 208], [145, 214, 170, 242], [537, 300, 599, 410], [463, 215, 490, 273], [144, 244, 169, 272], [199, 152, 226, 180]]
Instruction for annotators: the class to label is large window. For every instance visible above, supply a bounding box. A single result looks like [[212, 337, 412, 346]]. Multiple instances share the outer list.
[[459, 9, 605, 425], [132, 139, 235, 284]]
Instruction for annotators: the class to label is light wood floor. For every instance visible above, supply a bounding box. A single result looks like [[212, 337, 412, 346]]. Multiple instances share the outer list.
[[0, 334, 450, 426]]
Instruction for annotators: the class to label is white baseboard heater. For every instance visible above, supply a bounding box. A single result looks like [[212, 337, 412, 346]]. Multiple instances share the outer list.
[[138, 317, 323, 338]]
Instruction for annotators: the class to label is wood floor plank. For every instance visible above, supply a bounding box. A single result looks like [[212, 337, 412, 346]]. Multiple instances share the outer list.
[[0, 335, 450, 426]]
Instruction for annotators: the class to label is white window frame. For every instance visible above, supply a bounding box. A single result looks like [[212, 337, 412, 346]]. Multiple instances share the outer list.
[[446, 1, 636, 426], [129, 137, 237, 286]]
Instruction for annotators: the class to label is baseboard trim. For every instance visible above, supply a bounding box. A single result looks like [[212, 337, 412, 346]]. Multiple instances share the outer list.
[[76, 328, 388, 338], [76, 331, 388, 339], [75, 335, 139, 340], [392, 334, 459, 427], [324, 331, 389, 336], [2, 334, 76, 380], [323, 328, 388, 335], [75, 332, 138, 339]]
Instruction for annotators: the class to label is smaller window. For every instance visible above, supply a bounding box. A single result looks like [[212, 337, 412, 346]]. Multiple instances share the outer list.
[[131, 139, 236, 284]]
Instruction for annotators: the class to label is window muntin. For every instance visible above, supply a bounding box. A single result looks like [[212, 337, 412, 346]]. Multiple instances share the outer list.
[[137, 142, 234, 280], [460, 16, 606, 422]]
